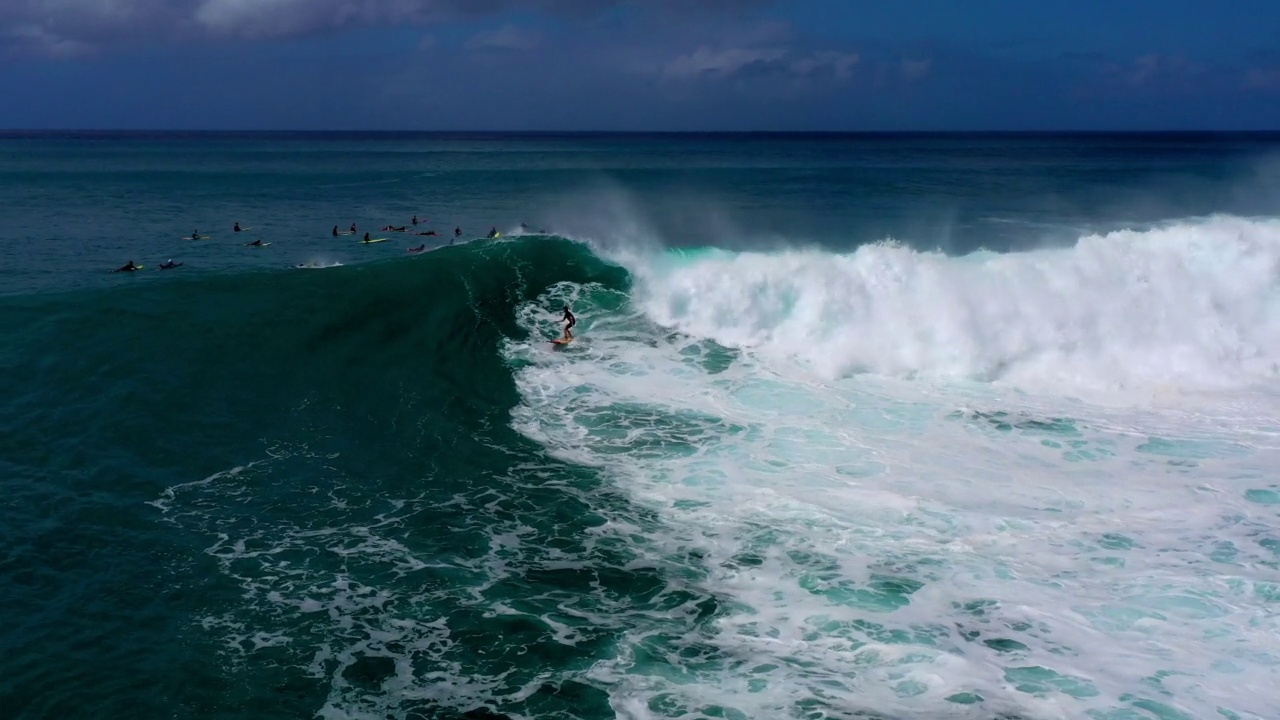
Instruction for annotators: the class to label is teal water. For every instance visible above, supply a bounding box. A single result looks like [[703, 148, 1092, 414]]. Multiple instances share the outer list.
[[4, 133, 1280, 720]]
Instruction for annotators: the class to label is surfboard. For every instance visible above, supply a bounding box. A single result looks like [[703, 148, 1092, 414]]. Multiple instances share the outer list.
[[551, 337, 574, 346], [182, 235, 211, 240], [359, 238, 389, 244], [245, 242, 271, 247], [235, 227, 253, 232]]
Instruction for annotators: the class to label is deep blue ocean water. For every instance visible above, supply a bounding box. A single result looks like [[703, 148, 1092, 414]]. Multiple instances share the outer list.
[[3, 132, 1280, 720]]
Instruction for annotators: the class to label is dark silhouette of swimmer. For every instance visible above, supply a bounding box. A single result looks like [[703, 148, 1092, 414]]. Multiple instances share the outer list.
[[363, 232, 372, 242], [350, 223, 357, 233], [412, 215, 419, 225], [245, 239, 264, 247], [114, 260, 139, 272], [407, 244, 425, 253], [561, 305, 576, 340], [159, 259, 183, 270], [454, 226, 461, 237], [417, 230, 437, 236], [233, 223, 242, 232], [487, 226, 498, 238], [191, 230, 200, 239], [332, 225, 339, 237]]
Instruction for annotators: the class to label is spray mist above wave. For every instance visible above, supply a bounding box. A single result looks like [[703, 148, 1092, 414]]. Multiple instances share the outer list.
[[625, 215, 1280, 394]]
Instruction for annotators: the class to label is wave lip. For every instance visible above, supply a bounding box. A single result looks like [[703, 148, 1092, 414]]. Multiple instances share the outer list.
[[628, 215, 1280, 395]]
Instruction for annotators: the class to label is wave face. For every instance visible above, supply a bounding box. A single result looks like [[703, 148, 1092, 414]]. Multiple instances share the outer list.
[[4, 226, 1280, 720]]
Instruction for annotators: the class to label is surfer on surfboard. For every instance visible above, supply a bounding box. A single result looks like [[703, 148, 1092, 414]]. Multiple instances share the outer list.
[[561, 305, 576, 341]]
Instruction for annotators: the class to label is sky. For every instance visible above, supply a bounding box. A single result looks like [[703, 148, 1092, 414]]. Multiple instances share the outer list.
[[1, 0, 1278, 131]]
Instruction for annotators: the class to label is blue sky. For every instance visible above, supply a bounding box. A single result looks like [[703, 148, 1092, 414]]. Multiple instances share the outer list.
[[1, 0, 1277, 131]]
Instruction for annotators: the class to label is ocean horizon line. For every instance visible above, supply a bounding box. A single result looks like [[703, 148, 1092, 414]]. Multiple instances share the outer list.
[[3, 128, 1279, 140]]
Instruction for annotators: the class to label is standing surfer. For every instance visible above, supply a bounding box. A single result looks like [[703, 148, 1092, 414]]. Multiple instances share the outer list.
[[561, 305, 576, 341]]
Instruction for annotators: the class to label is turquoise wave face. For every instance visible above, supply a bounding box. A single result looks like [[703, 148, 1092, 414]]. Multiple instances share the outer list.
[[0, 237, 652, 719]]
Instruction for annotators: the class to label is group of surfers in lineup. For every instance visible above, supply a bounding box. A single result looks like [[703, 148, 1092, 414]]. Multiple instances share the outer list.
[[111, 217, 578, 343], [113, 217, 538, 274]]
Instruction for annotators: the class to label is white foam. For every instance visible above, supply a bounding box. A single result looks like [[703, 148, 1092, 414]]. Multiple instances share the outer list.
[[505, 248, 1280, 720], [622, 215, 1280, 400]]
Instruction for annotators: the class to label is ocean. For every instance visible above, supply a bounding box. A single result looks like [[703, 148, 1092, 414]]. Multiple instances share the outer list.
[[2, 131, 1279, 720]]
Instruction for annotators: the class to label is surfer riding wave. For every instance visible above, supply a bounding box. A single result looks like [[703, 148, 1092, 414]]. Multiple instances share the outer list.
[[561, 305, 575, 340]]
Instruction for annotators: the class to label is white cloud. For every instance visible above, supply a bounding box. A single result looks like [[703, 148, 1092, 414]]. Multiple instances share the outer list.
[[0, 0, 767, 54], [662, 46, 787, 79], [661, 45, 860, 83], [192, 0, 437, 40], [466, 22, 541, 51], [792, 50, 860, 80], [4, 22, 93, 58]]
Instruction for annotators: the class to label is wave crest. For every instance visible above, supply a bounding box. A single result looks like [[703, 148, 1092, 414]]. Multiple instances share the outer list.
[[628, 215, 1280, 394]]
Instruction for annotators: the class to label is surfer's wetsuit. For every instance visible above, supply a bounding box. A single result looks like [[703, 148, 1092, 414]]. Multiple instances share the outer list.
[[562, 306, 576, 338]]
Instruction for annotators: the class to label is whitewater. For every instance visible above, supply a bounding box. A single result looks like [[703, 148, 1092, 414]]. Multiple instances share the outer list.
[[504, 214, 1280, 720]]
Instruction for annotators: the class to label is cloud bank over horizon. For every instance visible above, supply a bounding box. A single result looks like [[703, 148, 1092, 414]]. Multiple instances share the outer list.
[[0, 0, 1277, 131]]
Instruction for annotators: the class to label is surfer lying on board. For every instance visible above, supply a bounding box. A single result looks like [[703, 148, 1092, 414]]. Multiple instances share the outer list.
[[561, 305, 576, 340], [407, 244, 426, 253], [417, 230, 437, 236], [245, 239, 265, 247], [159, 259, 182, 269], [114, 260, 139, 272]]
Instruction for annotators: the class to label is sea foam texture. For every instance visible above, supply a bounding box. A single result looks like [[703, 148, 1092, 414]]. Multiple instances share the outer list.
[[629, 216, 1280, 395]]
